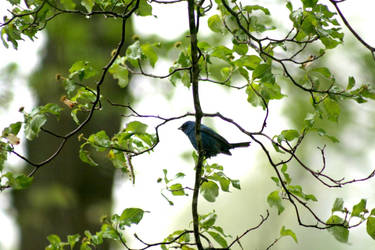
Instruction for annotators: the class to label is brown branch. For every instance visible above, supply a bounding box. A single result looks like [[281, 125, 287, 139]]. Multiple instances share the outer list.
[[187, 0, 204, 248]]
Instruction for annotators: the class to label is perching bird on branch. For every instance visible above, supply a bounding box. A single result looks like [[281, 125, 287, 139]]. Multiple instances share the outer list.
[[179, 121, 250, 158]]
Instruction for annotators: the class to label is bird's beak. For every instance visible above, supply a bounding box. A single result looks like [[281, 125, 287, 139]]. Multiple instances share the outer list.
[[178, 126, 182, 130]]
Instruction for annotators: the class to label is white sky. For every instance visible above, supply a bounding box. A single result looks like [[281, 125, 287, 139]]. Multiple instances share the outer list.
[[1, 1, 375, 249]]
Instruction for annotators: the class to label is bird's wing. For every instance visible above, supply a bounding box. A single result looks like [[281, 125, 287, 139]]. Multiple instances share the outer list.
[[199, 124, 230, 146]]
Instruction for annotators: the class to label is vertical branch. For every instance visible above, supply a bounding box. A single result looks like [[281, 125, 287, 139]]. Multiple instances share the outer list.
[[187, 0, 204, 249]]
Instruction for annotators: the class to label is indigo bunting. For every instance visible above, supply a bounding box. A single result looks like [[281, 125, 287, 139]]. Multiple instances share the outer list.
[[179, 121, 250, 158]]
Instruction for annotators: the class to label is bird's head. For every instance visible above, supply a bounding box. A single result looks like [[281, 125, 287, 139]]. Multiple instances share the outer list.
[[178, 121, 195, 134]]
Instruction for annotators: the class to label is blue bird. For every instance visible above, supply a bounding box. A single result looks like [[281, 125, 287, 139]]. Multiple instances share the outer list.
[[179, 121, 250, 158]]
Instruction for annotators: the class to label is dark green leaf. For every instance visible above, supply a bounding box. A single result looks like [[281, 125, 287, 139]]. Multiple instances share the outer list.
[[230, 179, 241, 190]]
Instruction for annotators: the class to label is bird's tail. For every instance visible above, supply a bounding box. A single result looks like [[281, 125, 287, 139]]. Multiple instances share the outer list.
[[229, 142, 250, 148]]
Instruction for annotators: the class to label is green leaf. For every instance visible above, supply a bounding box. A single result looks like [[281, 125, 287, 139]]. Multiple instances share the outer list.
[[320, 36, 340, 49], [169, 183, 185, 196], [67, 234, 80, 249], [141, 43, 158, 67], [69, 61, 98, 80], [209, 173, 230, 192], [323, 98, 340, 122], [280, 226, 298, 243], [200, 212, 217, 229], [25, 114, 47, 140], [230, 179, 241, 190], [109, 57, 129, 88], [40, 103, 63, 118], [2, 121, 22, 137], [311, 67, 331, 78], [280, 129, 300, 141], [88, 130, 111, 150], [119, 208, 144, 228], [0, 142, 8, 172], [302, 0, 318, 8], [267, 190, 284, 215], [234, 55, 261, 70], [47, 234, 62, 245], [4, 172, 33, 190], [347, 76, 355, 90], [244, 5, 270, 15], [281, 164, 291, 184], [60, 0, 76, 9], [367, 216, 375, 240], [100, 224, 120, 241], [126, 41, 142, 61], [207, 231, 228, 248], [252, 63, 270, 80], [125, 121, 148, 134], [304, 112, 316, 128], [136, 0, 152, 16], [326, 215, 349, 243], [81, 0, 95, 12], [232, 43, 248, 55], [79, 146, 99, 167], [200, 181, 219, 202], [286, 1, 293, 11], [208, 14, 223, 33], [332, 198, 344, 212], [288, 185, 317, 202], [352, 199, 367, 217], [211, 46, 233, 61]]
